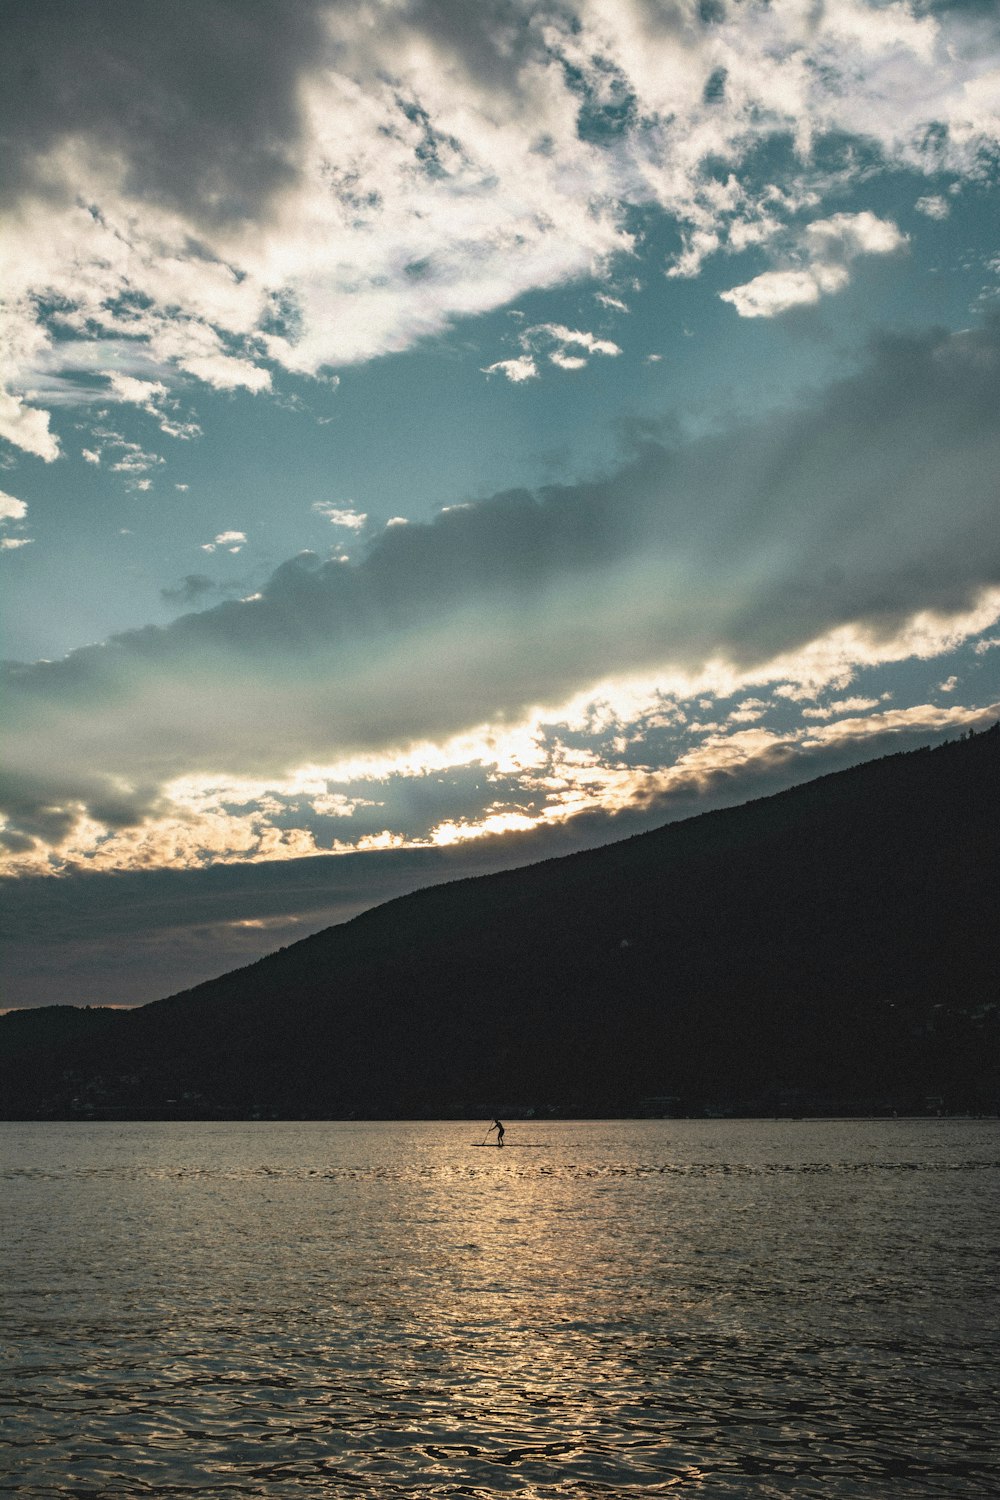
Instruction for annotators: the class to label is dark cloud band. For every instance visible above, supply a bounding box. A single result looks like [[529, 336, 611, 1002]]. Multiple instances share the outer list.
[[4, 318, 1000, 848]]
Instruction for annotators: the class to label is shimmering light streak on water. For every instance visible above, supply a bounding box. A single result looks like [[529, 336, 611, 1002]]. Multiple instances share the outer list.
[[2, 1119, 998, 1497]]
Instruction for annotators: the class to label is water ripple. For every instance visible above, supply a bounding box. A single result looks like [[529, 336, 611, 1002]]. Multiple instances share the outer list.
[[3, 1119, 998, 1496]]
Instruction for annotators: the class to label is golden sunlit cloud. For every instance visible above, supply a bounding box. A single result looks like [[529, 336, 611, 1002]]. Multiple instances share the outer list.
[[4, 592, 996, 877]]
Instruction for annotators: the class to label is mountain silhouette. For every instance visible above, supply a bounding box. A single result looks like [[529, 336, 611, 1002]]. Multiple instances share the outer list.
[[2, 725, 997, 1119]]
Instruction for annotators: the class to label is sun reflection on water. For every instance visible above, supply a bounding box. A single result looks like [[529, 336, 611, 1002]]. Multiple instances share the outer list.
[[2, 1119, 999, 1495]]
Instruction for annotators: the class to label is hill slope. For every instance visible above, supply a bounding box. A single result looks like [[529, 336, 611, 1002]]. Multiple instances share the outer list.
[[2, 726, 998, 1118]]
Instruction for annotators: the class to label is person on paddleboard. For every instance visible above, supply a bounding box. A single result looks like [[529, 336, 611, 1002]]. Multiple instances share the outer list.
[[487, 1118, 505, 1147]]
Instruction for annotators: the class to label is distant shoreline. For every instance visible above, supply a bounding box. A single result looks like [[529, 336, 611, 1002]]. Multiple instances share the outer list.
[[2, 1112, 996, 1125]]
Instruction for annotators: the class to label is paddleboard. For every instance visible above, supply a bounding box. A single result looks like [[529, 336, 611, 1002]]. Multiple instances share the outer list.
[[470, 1142, 548, 1148]]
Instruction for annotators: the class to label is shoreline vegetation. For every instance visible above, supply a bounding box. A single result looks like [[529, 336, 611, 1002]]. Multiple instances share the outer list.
[[2, 727, 998, 1123]]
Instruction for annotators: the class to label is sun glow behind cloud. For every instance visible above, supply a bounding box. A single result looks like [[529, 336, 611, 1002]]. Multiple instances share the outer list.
[[3, 588, 997, 876]]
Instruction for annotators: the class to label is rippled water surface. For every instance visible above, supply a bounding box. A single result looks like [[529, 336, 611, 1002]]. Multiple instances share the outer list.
[[3, 1118, 998, 1497]]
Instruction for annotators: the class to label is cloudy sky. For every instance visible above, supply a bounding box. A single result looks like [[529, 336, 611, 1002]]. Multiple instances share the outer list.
[[2, 0, 999, 1008]]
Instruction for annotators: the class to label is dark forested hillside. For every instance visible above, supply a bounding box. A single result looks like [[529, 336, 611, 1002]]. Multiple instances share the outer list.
[[3, 726, 998, 1118]]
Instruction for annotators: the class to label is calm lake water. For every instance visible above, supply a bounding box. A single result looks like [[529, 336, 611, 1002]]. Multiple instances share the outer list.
[[2, 1118, 998, 1497]]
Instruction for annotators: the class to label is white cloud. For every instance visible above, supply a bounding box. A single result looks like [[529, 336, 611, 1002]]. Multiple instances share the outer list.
[[312, 503, 368, 531], [798, 701, 988, 750], [485, 322, 622, 379], [915, 194, 950, 220], [1, 1, 996, 450], [0, 490, 27, 523], [107, 438, 165, 487], [528, 324, 623, 362], [721, 211, 906, 318], [805, 211, 907, 260], [0, 390, 59, 461], [202, 529, 248, 553], [172, 347, 271, 393], [801, 696, 881, 720], [103, 373, 168, 411], [158, 416, 202, 441], [79, 427, 168, 487], [728, 703, 768, 723], [482, 355, 538, 383], [96, 372, 203, 442], [722, 267, 841, 318], [0, 488, 31, 552]]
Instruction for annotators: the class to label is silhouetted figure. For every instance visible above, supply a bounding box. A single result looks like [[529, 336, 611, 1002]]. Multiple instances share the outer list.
[[488, 1118, 505, 1147]]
